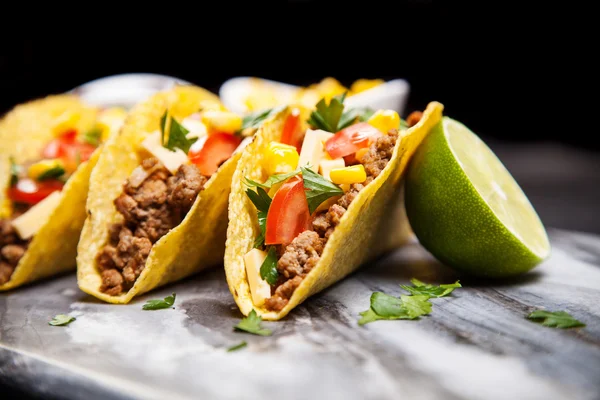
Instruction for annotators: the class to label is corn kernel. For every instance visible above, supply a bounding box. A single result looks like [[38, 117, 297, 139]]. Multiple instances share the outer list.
[[355, 148, 370, 163], [367, 109, 400, 134], [52, 111, 81, 136], [28, 159, 65, 180], [330, 165, 367, 185], [201, 111, 242, 134], [350, 79, 384, 94], [263, 142, 299, 175]]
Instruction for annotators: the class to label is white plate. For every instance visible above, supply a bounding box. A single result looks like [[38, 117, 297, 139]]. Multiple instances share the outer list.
[[219, 77, 411, 115]]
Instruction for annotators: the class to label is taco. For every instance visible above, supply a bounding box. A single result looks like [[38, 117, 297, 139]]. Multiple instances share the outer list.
[[224, 95, 444, 320], [0, 95, 126, 289], [77, 85, 255, 303]]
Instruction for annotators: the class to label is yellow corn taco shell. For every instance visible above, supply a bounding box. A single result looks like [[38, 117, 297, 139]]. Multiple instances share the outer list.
[[0, 95, 103, 290], [224, 101, 444, 320], [77, 85, 239, 303]]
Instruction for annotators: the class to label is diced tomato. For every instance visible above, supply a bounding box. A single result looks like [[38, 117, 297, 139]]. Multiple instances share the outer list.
[[188, 132, 242, 176], [265, 176, 311, 245], [325, 122, 382, 159], [8, 178, 63, 205], [41, 130, 96, 172], [280, 108, 303, 152]]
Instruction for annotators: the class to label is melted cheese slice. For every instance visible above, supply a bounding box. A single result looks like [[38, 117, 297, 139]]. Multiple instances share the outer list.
[[244, 248, 272, 306], [298, 129, 334, 172], [12, 190, 62, 239]]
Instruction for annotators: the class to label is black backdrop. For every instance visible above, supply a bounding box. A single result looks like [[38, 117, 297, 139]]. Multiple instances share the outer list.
[[0, 1, 594, 149]]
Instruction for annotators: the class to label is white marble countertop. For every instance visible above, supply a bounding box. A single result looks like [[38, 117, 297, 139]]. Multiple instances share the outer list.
[[1, 229, 599, 400]]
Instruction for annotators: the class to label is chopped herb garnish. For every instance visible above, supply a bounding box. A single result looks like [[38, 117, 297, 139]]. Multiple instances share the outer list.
[[245, 186, 272, 248], [82, 127, 102, 146], [400, 119, 409, 130], [142, 293, 176, 310], [527, 310, 586, 329], [260, 246, 279, 285], [244, 169, 301, 190], [300, 166, 344, 214], [234, 309, 272, 336], [358, 292, 432, 325], [338, 107, 375, 130], [37, 165, 66, 181], [400, 279, 461, 298], [49, 314, 76, 326], [227, 341, 248, 352], [241, 109, 274, 131], [160, 111, 197, 153], [307, 93, 347, 132], [9, 157, 19, 186]]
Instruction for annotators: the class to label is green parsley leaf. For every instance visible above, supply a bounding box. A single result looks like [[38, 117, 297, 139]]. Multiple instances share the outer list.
[[307, 93, 347, 132], [234, 309, 272, 336], [400, 119, 409, 130], [527, 310, 586, 329], [9, 157, 19, 186], [227, 341, 247, 352], [49, 314, 76, 326], [160, 111, 197, 153], [358, 292, 432, 326], [338, 107, 375, 130], [245, 186, 272, 248], [260, 246, 279, 286], [400, 279, 462, 298], [301, 167, 344, 214], [142, 293, 176, 310], [37, 165, 66, 181], [241, 108, 275, 131], [82, 127, 102, 146], [244, 169, 301, 189]]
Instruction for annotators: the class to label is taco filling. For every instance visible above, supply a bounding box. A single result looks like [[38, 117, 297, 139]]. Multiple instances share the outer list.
[[96, 107, 250, 295], [243, 95, 423, 311], [0, 107, 125, 285]]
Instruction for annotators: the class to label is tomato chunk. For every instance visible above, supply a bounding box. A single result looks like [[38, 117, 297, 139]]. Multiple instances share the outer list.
[[325, 122, 382, 159], [188, 132, 242, 176], [8, 179, 63, 205], [265, 176, 311, 245], [280, 108, 303, 152], [41, 130, 95, 171]]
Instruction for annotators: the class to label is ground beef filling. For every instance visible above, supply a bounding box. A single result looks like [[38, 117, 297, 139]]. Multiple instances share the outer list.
[[96, 158, 207, 295], [264, 130, 399, 311], [0, 219, 30, 285]]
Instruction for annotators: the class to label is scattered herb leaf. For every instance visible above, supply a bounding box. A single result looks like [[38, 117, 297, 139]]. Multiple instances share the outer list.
[[82, 127, 102, 146], [227, 341, 248, 352], [260, 246, 279, 285], [234, 310, 272, 336], [400, 279, 462, 298], [307, 93, 347, 132], [160, 111, 197, 153], [358, 292, 432, 326], [245, 186, 272, 248], [49, 314, 76, 326], [301, 167, 344, 214], [338, 107, 375, 130], [142, 293, 176, 310], [244, 169, 300, 189], [9, 157, 19, 186], [401, 295, 432, 318], [37, 165, 66, 181], [527, 310, 586, 329]]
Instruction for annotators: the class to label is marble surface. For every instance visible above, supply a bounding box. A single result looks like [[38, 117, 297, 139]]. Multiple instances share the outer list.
[[1, 229, 599, 400]]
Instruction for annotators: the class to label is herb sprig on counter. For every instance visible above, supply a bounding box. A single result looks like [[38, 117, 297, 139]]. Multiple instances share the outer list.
[[142, 293, 176, 310], [527, 310, 586, 329], [234, 310, 272, 336], [49, 314, 76, 326]]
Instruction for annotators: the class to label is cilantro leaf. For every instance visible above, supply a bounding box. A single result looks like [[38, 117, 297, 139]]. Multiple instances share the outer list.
[[527, 310, 586, 329], [400, 279, 462, 298], [260, 246, 279, 286], [9, 157, 19, 186], [49, 314, 76, 326], [227, 341, 247, 352], [338, 107, 375, 130], [234, 309, 272, 336], [241, 109, 274, 131], [244, 169, 300, 189], [301, 167, 344, 214], [142, 293, 176, 310], [245, 187, 272, 248], [82, 127, 102, 146], [37, 165, 66, 181], [358, 292, 432, 326], [307, 93, 347, 132], [400, 119, 409, 130], [160, 111, 197, 153]]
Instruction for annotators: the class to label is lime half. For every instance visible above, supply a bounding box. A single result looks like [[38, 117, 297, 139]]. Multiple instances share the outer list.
[[405, 117, 550, 278]]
